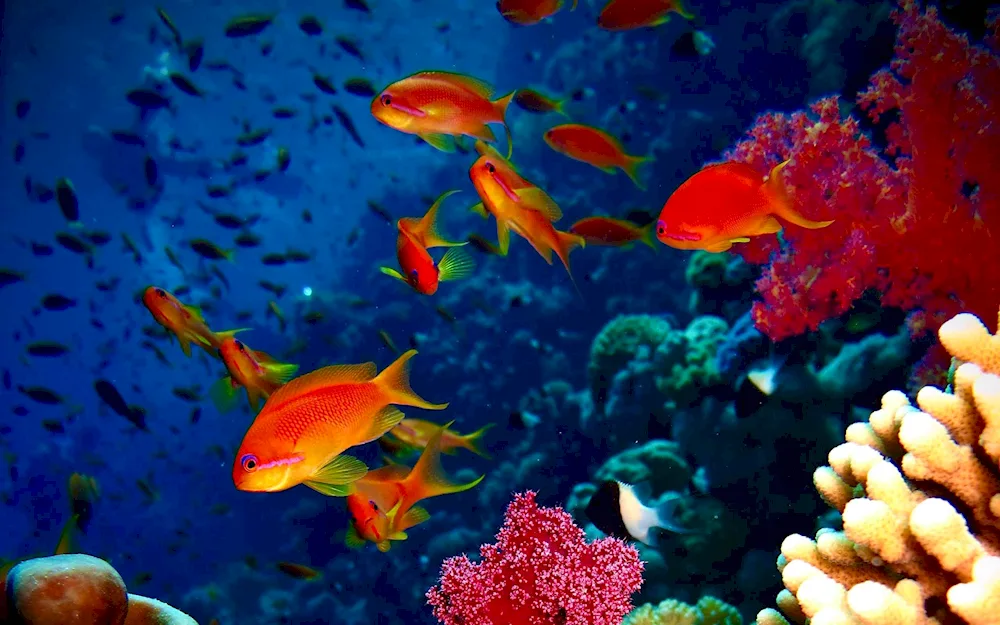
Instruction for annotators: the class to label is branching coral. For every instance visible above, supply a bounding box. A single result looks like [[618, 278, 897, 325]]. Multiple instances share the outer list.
[[625, 596, 742, 625], [758, 309, 1000, 625]]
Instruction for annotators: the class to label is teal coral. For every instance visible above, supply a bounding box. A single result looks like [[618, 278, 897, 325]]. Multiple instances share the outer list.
[[623, 596, 742, 625], [654, 316, 729, 409], [589, 314, 674, 401], [594, 440, 691, 495]]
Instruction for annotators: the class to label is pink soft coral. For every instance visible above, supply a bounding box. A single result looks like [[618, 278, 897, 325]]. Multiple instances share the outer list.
[[725, 0, 999, 341], [426, 491, 644, 625]]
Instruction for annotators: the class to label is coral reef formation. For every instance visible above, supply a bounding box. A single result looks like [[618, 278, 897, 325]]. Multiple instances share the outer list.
[[757, 309, 1000, 625], [624, 596, 742, 625]]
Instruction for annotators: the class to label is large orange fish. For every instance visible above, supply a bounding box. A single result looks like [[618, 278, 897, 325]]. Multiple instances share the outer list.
[[232, 350, 447, 496], [345, 424, 484, 552], [656, 161, 834, 253], [380, 190, 476, 295], [569, 216, 657, 250], [212, 337, 300, 412], [543, 124, 653, 189], [141, 286, 245, 357], [385, 418, 494, 458], [371, 71, 514, 152], [468, 142, 585, 278], [497, 0, 577, 25], [597, 0, 694, 30]]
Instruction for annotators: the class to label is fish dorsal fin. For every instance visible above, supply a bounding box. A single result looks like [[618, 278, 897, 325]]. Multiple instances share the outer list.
[[272, 362, 377, 400], [515, 187, 562, 222], [420, 71, 494, 98]]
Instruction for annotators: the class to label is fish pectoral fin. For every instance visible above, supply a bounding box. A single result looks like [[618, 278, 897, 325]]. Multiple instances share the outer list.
[[304, 481, 354, 497], [469, 125, 496, 142], [376, 540, 391, 553], [756, 217, 783, 235], [263, 362, 300, 385], [496, 221, 511, 256], [344, 525, 366, 548], [306, 455, 368, 495], [179, 337, 193, 358], [379, 266, 408, 283], [730, 237, 751, 243], [182, 304, 204, 321], [360, 406, 407, 444], [470, 202, 489, 219], [437, 247, 475, 283], [389, 531, 408, 541], [397, 506, 430, 532], [704, 241, 736, 253], [418, 133, 457, 153]]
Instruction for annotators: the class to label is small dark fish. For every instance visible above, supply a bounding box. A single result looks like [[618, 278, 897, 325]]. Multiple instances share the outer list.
[[467, 234, 502, 255], [54, 178, 81, 225], [30, 180, 54, 203], [435, 305, 457, 324], [276, 146, 290, 172], [513, 88, 566, 116], [0, 269, 26, 289], [31, 242, 53, 256], [214, 213, 245, 229], [190, 407, 201, 424], [96, 277, 120, 292], [169, 72, 203, 97], [261, 253, 287, 266], [260, 41, 275, 56], [184, 38, 205, 71], [15, 99, 31, 119], [366, 200, 392, 223], [253, 169, 271, 182], [343, 77, 375, 97], [284, 249, 311, 263], [2, 369, 11, 389], [301, 210, 312, 223], [206, 184, 231, 198], [42, 294, 76, 311], [13, 141, 25, 163], [122, 233, 143, 265], [211, 265, 230, 291], [12, 405, 29, 416], [190, 239, 233, 261], [298, 15, 323, 35], [276, 562, 321, 580], [272, 106, 297, 119], [226, 151, 249, 169], [126, 88, 170, 109], [156, 7, 182, 45], [94, 379, 147, 431], [18, 385, 63, 405], [68, 473, 99, 533], [42, 420, 65, 434], [111, 130, 146, 146], [109, 10, 124, 24], [172, 386, 202, 402], [378, 329, 399, 354], [144, 156, 159, 187], [26, 342, 70, 357], [236, 128, 272, 146], [303, 311, 324, 325], [55, 233, 92, 255], [136, 477, 158, 502], [333, 105, 364, 147], [258, 280, 286, 297], [84, 231, 111, 246], [225, 14, 274, 37], [234, 232, 261, 248], [140, 340, 171, 366], [344, 0, 371, 13], [312, 74, 337, 95], [335, 36, 364, 60]]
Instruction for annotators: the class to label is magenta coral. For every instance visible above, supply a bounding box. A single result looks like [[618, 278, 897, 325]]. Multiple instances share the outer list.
[[725, 0, 999, 341], [426, 491, 644, 625]]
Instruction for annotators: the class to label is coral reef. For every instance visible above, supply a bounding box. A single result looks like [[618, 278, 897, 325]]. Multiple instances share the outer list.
[[624, 596, 742, 625], [653, 316, 729, 410], [758, 309, 1000, 625], [684, 252, 757, 323]]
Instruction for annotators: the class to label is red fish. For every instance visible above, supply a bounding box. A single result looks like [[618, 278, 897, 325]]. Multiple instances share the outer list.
[[345, 424, 484, 552], [380, 190, 475, 295], [543, 124, 653, 189], [656, 160, 834, 253], [497, 0, 577, 26], [569, 216, 657, 250], [212, 337, 299, 412], [371, 71, 514, 152], [513, 88, 569, 117], [141, 286, 245, 357], [233, 350, 447, 496], [597, 0, 694, 31]]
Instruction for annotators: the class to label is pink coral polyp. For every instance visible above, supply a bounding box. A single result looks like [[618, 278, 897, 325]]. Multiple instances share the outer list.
[[426, 491, 644, 625]]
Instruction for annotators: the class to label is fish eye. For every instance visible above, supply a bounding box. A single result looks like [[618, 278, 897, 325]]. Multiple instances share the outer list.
[[380, 94, 392, 106], [409, 268, 419, 279], [154, 288, 166, 298], [235, 340, 246, 353], [369, 500, 378, 511], [485, 162, 496, 174], [656, 220, 667, 236], [240, 454, 258, 472]]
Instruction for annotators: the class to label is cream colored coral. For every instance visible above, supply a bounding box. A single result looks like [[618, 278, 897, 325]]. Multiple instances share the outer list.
[[758, 309, 1000, 625]]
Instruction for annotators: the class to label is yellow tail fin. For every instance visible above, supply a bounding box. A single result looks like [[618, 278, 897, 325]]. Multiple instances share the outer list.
[[395, 424, 484, 524], [622, 154, 654, 191], [399, 190, 465, 249], [766, 160, 834, 230], [374, 350, 448, 410]]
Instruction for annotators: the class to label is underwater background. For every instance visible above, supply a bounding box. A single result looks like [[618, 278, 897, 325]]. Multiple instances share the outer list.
[[2, 0, 999, 624]]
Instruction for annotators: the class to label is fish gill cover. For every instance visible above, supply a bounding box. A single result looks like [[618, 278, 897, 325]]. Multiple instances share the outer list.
[[0, 0, 997, 624]]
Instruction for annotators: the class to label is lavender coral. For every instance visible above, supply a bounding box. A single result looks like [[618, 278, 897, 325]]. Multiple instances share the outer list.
[[758, 309, 1000, 625]]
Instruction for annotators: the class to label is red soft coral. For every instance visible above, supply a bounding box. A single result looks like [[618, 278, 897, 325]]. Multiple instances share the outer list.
[[426, 491, 644, 625], [725, 0, 999, 341]]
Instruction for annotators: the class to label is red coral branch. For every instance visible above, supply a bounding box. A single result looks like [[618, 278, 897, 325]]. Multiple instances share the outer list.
[[426, 491, 644, 625], [725, 0, 1000, 341]]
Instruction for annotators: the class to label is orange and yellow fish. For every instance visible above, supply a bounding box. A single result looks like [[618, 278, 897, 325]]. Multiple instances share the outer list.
[[142, 286, 245, 357], [232, 350, 447, 496], [569, 216, 657, 250], [345, 424, 484, 552], [497, 0, 577, 26], [379, 190, 476, 295], [655, 160, 834, 253], [468, 142, 585, 279], [212, 336, 299, 412], [513, 88, 569, 117], [385, 418, 494, 458], [371, 71, 514, 152], [543, 124, 653, 189], [597, 0, 694, 30]]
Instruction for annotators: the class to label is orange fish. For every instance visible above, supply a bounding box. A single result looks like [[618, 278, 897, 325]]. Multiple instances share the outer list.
[[232, 350, 447, 496], [386, 418, 494, 458], [597, 0, 694, 30], [380, 190, 476, 295], [371, 71, 514, 152], [212, 337, 299, 412], [276, 562, 322, 580], [513, 88, 569, 117], [345, 424, 484, 552], [569, 216, 657, 250], [543, 124, 653, 189], [468, 142, 585, 280], [497, 0, 577, 26], [656, 161, 834, 253], [141, 286, 245, 357]]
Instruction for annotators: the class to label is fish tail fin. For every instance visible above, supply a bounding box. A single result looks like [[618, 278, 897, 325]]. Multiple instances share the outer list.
[[568, 0, 579, 11], [399, 424, 484, 515], [675, 0, 696, 20], [554, 228, 585, 277], [210, 376, 240, 413], [374, 350, 448, 410], [554, 99, 571, 119], [493, 91, 516, 126], [653, 492, 691, 535], [459, 423, 495, 459], [766, 160, 834, 230], [212, 327, 251, 349], [622, 153, 654, 190], [403, 190, 464, 248], [437, 247, 476, 283], [639, 223, 659, 251]]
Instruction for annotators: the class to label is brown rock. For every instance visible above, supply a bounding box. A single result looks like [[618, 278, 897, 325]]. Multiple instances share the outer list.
[[123, 594, 198, 625], [8, 554, 128, 625]]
